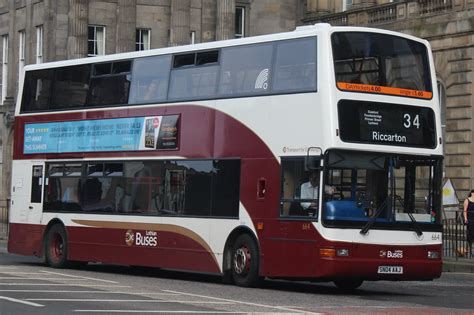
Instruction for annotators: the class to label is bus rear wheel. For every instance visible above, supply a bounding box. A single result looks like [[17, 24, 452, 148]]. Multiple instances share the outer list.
[[333, 279, 363, 291], [231, 234, 260, 287], [45, 224, 69, 268]]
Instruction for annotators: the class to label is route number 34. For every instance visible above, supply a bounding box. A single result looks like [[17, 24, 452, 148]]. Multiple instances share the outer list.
[[403, 113, 420, 129]]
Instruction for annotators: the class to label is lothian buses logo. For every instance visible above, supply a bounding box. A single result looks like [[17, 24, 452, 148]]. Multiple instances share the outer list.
[[124, 230, 158, 247], [379, 249, 403, 259], [125, 230, 135, 246]]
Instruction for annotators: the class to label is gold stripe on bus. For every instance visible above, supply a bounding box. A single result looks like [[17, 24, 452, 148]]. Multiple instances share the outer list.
[[72, 219, 220, 271], [337, 82, 433, 100]]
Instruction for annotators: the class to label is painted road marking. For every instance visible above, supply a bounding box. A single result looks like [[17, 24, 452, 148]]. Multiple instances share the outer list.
[[75, 311, 248, 314], [0, 290, 179, 294], [0, 296, 44, 307], [0, 283, 130, 287], [163, 290, 321, 314], [39, 270, 119, 283], [27, 299, 234, 304], [0, 277, 89, 280], [0, 272, 43, 274]]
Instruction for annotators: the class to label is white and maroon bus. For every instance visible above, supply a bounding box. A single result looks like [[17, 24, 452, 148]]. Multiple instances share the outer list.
[[9, 24, 443, 290]]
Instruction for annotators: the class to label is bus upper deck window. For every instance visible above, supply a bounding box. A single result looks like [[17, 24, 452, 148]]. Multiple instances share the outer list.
[[21, 69, 54, 112], [173, 53, 195, 68], [196, 51, 219, 65], [113, 61, 132, 74], [93, 63, 112, 76], [129, 55, 171, 104]]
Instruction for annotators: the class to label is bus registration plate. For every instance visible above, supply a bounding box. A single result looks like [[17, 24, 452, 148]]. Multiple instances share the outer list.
[[377, 266, 403, 274]]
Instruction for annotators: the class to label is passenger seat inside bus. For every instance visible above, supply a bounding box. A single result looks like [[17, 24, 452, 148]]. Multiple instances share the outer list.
[[81, 178, 103, 210]]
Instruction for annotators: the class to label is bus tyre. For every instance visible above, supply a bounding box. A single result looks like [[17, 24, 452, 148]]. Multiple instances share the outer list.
[[231, 234, 260, 287], [45, 224, 69, 268], [333, 279, 363, 291]]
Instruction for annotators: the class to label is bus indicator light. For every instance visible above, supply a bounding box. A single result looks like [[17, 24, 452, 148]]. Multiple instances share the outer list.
[[320, 248, 336, 258]]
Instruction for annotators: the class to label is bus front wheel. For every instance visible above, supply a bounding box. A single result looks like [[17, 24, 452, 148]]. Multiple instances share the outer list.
[[45, 224, 69, 268], [231, 234, 260, 287]]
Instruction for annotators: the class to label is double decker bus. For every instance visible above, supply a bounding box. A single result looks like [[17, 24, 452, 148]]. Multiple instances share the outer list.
[[8, 23, 443, 290]]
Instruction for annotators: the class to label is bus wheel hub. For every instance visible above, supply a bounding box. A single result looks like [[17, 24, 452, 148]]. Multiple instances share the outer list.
[[234, 246, 251, 275], [51, 234, 64, 260]]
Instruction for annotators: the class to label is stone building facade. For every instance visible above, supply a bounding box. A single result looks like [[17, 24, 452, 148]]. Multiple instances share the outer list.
[[0, 0, 305, 201]]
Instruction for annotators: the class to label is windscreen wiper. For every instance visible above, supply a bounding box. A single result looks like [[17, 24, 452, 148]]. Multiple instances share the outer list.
[[360, 196, 388, 235], [407, 213, 423, 237], [394, 194, 423, 237]]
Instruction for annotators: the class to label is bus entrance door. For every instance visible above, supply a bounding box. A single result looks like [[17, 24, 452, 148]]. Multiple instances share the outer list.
[[10, 162, 44, 224], [8, 162, 45, 256]]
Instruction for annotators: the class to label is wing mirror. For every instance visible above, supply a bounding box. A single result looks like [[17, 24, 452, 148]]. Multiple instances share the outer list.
[[305, 147, 323, 170]]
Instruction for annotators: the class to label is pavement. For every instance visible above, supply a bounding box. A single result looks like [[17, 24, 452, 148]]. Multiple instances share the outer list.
[[443, 257, 474, 273]]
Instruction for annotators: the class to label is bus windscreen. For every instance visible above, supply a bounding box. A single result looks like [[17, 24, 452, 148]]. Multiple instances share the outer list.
[[332, 32, 432, 99]]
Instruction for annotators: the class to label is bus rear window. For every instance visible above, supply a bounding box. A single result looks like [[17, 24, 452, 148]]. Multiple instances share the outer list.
[[332, 32, 432, 99], [21, 69, 54, 112]]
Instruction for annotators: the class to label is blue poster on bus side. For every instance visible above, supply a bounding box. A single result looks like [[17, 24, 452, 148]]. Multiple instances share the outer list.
[[23, 115, 179, 154]]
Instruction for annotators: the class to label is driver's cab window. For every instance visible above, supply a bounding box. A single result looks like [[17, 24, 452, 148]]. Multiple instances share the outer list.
[[280, 157, 321, 218]]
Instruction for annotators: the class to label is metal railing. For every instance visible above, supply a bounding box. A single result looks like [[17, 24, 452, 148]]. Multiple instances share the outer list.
[[0, 199, 9, 237], [443, 210, 472, 259]]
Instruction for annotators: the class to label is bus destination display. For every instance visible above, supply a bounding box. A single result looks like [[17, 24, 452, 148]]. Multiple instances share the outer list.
[[338, 100, 436, 148]]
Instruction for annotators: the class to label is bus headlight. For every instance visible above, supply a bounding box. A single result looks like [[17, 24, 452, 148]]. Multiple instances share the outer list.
[[427, 251, 440, 259], [336, 249, 350, 257]]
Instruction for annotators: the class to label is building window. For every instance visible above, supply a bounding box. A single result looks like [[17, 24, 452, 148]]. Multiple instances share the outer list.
[[136, 29, 150, 51], [190, 31, 196, 44], [1, 35, 8, 104], [342, 0, 353, 11], [88, 25, 105, 56], [235, 6, 245, 38], [36, 26, 43, 64], [19, 30, 25, 78]]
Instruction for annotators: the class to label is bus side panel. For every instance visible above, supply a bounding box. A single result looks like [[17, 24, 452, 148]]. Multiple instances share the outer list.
[[8, 223, 44, 257], [66, 225, 221, 273]]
